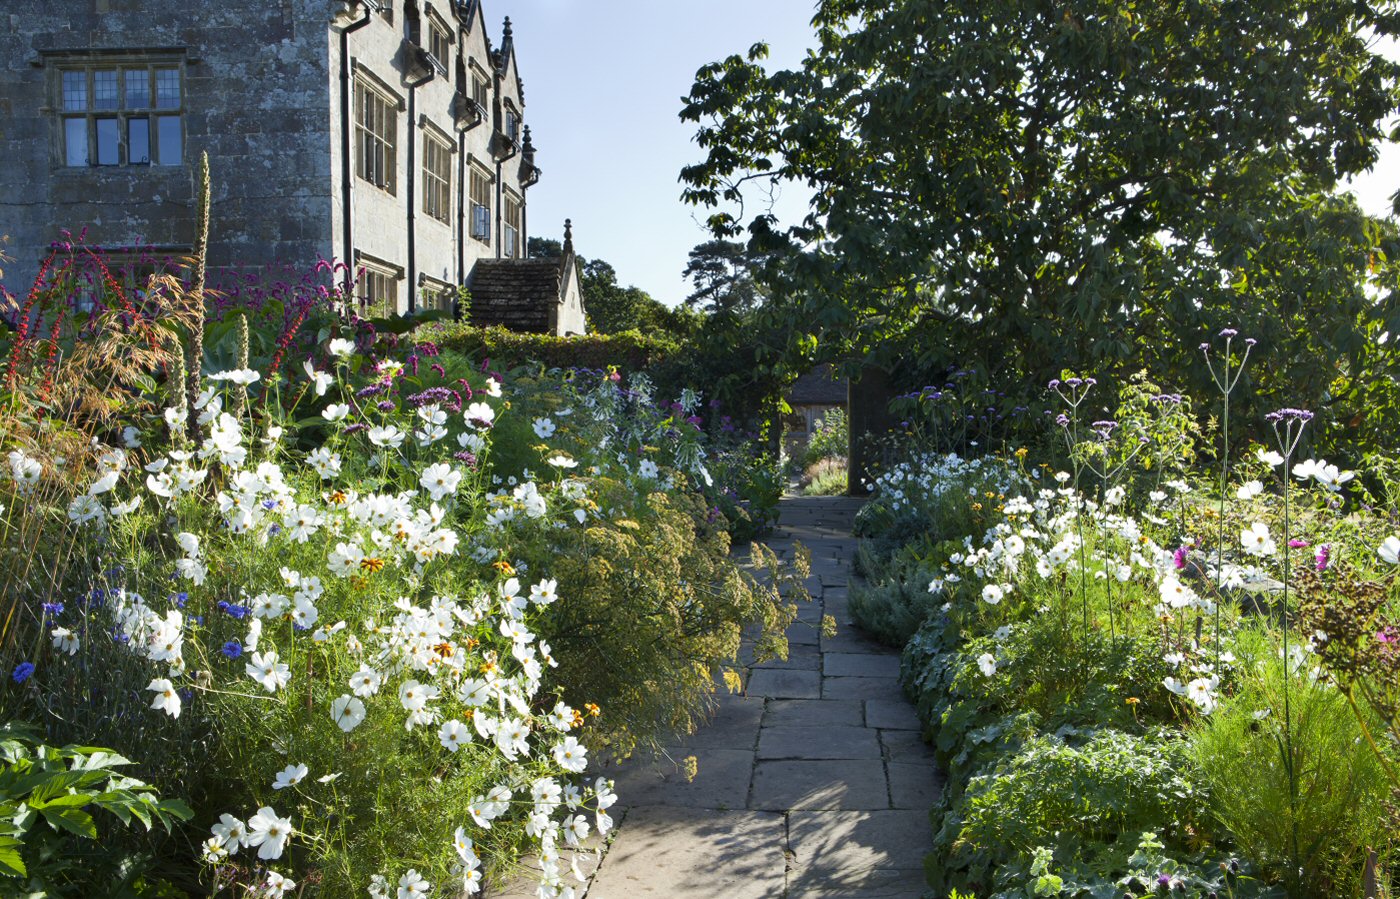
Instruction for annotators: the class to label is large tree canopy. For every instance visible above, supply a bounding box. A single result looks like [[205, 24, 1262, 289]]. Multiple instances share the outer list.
[[680, 0, 1400, 452]]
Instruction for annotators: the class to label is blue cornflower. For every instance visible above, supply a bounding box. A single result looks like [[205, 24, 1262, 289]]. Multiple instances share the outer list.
[[12, 662, 35, 684], [220, 640, 243, 660], [41, 602, 64, 618], [170, 592, 188, 609]]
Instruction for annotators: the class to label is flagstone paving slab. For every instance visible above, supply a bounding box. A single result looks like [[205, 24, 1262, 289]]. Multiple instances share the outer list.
[[823, 675, 907, 701], [757, 725, 882, 760], [823, 651, 904, 678], [888, 762, 942, 810], [749, 759, 891, 810], [607, 748, 755, 809], [763, 698, 864, 728], [865, 698, 922, 730], [585, 807, 787, 899], [747, 668, 823, 699]]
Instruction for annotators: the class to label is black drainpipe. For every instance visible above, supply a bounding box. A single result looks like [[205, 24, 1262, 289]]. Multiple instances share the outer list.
[[457, 131, 466, 307], [404, 67, 434, 313], [338, 5, 373, 297]]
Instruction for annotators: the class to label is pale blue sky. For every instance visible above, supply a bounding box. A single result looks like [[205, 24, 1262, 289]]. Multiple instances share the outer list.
[[505, 0, 818, 307], [505, 3, 1400, 307]]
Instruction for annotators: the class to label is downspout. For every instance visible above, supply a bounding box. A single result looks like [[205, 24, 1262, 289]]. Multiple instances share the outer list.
[[457, 131, 465, 314], [338, 4, 373, 297], [404, 67, 433, 313]]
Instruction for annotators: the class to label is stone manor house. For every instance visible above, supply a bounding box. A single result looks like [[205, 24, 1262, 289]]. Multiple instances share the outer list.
[[0, 0, 587, 335]]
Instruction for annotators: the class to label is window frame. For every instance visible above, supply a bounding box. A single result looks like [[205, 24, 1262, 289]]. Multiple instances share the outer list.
[[353, 252, 403, 319], [502, 190, 522, 259], [469, 62, 490, 112], [502, 100, 521, 144], [421, 122, 454, 226], [53, 56, 186, 169], [424, 6, 454, 73], [420, 276, 456, 314], [353, 65, 403, 196], [468, 161, 493, 245]]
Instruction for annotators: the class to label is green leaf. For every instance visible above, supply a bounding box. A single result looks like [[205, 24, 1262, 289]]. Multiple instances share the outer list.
[[42, 807, 96, 840], [0, 834, 25, 877]]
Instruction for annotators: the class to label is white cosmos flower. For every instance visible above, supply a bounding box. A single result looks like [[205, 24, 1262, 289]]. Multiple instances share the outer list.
[[244, 806, 294, 860], [1257, 449, 1284, 467], [1313, 463, 1354, 492], [89, 470, 120, 495], [494, 717, 530, 759], [484, 378, 502, 398], [547, 455, 578, 469], [321, 403, 350, 423], [67, 494, 106, 525], [1379, 536, 1400, 566], [1236, 480, 1264, 500], [981, 584, 1005, 605], [272, 763, 308, 790], [1292, 458, 1321, 481], [397, 869, 431, 897], [51, 627, 79, 655], [328, 541, 365, 577], [1163, 676, 1188, 696], [331, 694, 366, 732], [368, 425, 405, 448], [420, 463, 462, 501], [350, 665, 383, 697], [439, 719, 471, 752], [147, 678, 182, 718], [532, 417, 556, 438], [208, 368, 260, 386], [976, 653, 997, 677], [246, 650, 291, 693], [464, 402, 496, 429], [7, 451, 42, 492], [302, 359, 334, 396], [637, 459, 659, 479], [552, 737, 588, 773], [1240, 522, 1276, 557], [1185, 677, 1218, 714], [210, 813, 246, 850], [327, 337, 356, 357], [563, 814, 591, 847]]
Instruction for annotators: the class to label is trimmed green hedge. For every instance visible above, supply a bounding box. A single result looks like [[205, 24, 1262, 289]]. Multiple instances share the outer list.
[[410, 321, 680, 371]]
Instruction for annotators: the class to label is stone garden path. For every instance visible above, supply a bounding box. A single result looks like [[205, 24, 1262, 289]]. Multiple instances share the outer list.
[[511, 495, 940, 898]]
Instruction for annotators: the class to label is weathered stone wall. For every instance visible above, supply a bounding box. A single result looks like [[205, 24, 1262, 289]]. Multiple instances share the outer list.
[[0, 0, 335, 293], [0, 0, 534, 316]]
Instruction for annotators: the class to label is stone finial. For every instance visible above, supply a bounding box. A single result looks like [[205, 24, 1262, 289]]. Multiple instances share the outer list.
[[502, 16, 512, 39], [563, 219, 574, 256]]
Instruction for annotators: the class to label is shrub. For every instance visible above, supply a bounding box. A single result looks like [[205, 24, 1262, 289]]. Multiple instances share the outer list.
[[801, 457, 847, 496], [802, 407, 848, 467], [0, 723, 191, 895], [936, 728, 1209, 895], [1190, 627, 1396, 896], [412, 321, 678, 372], [517, 482, 805, 757]]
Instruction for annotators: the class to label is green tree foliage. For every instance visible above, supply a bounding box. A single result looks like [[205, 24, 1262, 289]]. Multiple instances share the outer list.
[[680, 0, 1400, 456], [527, 238, 700, 337], [682, 239, 769, 316]]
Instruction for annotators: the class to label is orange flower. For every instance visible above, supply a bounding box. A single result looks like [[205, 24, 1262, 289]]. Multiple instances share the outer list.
[[328, 489, 348, 505], [359, 557, 385, 574], [492, 560, 516, 576], [584, 702, 601, 718]]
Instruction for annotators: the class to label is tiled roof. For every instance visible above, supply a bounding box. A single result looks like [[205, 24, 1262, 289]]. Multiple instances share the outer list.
[[466, 258, 561, 333], [788, 364, 848, 405]]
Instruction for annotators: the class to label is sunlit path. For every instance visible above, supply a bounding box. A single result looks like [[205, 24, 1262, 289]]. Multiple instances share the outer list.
[[560, 495, 940, 899]]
